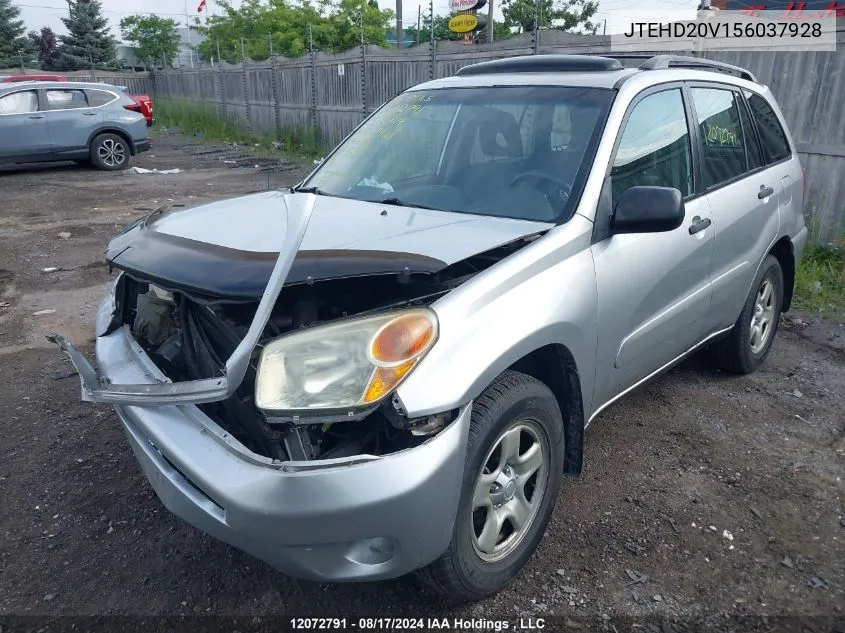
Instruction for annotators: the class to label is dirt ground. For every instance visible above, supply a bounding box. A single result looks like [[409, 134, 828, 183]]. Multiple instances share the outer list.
[[0, 135, 843, 632]]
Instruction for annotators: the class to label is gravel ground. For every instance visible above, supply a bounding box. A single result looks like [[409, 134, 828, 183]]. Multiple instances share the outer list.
[[0, 135, 843, 632]]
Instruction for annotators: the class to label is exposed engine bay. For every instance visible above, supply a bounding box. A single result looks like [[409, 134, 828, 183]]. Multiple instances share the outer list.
[[111, 236, 537, 462]]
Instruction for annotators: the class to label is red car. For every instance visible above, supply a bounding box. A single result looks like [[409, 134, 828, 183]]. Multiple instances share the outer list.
[[0, 74, 154, 126]]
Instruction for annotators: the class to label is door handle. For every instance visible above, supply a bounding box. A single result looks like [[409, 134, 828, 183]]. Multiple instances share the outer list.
[[82, 112, 97, 116], [689, 216, 712, 235], [28, 114, 45, 119], [758, 185, 774, 199]]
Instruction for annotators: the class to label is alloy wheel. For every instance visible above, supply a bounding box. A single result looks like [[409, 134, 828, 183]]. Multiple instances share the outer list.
[[470, 419, 549, 562], [98, 139, 126, 168], [749, 278, 776, 354]]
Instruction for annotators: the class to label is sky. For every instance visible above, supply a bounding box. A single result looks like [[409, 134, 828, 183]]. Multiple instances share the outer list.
[[16, 0, 699, 42]]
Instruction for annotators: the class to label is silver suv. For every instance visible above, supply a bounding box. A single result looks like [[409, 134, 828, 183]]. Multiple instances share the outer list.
[[0, 81, 150, 170], [52, 55, 807, 600]]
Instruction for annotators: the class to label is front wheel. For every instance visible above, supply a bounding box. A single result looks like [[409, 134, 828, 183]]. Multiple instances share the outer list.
[[417, 370, 564, 601], [711, 254, 784, 374], [90, 133, 130, 171]]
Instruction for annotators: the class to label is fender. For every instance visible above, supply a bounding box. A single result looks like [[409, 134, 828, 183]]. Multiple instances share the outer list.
[[87, 126, 136, 154], [396, 215, 599, 421]]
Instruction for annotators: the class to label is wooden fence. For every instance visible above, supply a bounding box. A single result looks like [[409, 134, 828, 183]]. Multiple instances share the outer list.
[[152, 30, 845, 243]]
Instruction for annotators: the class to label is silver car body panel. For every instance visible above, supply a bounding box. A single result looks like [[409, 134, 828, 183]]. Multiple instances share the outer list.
[[51, 65, 808, 580], [86, 312, 471, 580], [146, 190, 554, 262]]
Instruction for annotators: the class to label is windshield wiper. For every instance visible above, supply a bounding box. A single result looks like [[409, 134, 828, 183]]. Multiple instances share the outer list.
[[290, 185, 325, 195], [379, 197, 438, 211]]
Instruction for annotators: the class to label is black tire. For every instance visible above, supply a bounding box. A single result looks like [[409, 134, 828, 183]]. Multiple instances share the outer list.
[[90, 133, 130, 171], [417, 370, 564, 602], [711, 255, 783, 374]]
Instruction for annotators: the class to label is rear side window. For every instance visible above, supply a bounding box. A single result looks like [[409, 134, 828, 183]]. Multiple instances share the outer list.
[[44, 89, 88, 110], [0, 90, 38, 114], [691, 88, 748, 188], [611, 88, 693, 207], [87, 89, 117, 107], [745, 91, 791, 164]]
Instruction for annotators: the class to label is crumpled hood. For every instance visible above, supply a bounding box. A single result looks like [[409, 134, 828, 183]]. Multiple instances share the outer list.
[[106, 191, 552, 300]]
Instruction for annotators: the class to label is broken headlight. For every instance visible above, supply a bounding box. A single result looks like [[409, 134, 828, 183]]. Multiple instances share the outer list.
[[255, 308, 438, 412]]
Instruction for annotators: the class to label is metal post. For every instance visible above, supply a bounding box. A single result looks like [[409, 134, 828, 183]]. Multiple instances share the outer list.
[[417, 5, 421, 46], [429, 0, 435, 79], [217, 52, 226, 121], [216, 39, 222, 63], [603, 19, 607, 35], [241, 38, 251, 132], [270, 52, 282, 135], [360, 12, 368, 116], [309, 23, 317, 128], [268, 32, 273, 58], [532, 0, 539, 54], [487, 0, 494, 42], [396, 0, 404, 50]]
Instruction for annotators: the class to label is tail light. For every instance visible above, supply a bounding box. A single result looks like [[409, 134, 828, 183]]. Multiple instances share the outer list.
[[124, 103, 142, 113]]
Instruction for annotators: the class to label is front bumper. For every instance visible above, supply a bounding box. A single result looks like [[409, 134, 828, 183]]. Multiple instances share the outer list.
[[66, 322, 470, 581]]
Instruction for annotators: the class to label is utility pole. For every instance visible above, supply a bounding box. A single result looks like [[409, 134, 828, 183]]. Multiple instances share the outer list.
[[216, 40, 222, 64], [603, 19, 607, 35], [532, 0, 539, 54], [487, 0, 494, 42], [240, 37, 246, 62], [396, 0, 404, 49], [416, 5, 421, 46], [268, 32, 273, 57]]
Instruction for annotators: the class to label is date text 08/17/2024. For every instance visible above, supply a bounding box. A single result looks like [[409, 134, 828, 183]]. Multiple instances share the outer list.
[[290, 617, 548, 631]]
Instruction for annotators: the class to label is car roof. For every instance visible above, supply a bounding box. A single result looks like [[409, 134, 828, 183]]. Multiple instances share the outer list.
[[0, 80, 123, 92], [410, 54, 762, 94]]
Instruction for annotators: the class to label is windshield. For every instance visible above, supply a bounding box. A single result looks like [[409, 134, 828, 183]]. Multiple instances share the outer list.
[[305, 86, 614, 223]]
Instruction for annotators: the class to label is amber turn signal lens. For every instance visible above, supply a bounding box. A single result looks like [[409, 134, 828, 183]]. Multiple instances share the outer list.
[[369, 313, 436, 367], [362, 360, 415, 404]]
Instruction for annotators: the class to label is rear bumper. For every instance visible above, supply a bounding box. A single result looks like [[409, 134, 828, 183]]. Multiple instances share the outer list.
[[792, 224, 809, 264], [85, 319, 470, 581], [135, 139, 151, 154]]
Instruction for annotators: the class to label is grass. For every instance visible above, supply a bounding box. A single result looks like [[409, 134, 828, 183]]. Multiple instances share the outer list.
[[794, 242, 845, 314], [152, 98, 324, 158]]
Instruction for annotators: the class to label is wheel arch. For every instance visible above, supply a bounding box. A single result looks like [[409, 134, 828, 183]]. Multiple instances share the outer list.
[[507, 343, 585, 476], [88, 127, 136, 155], [769, 236, 795, 312]]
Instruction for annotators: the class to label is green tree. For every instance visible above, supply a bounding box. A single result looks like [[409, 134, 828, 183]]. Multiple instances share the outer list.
[[28, 26, 60, 70], [120, 15, 180, 68], [57, 0, 118, 70], [196, 0, 393, 62], [501, 0, 597, 33], [0, 0, 35, 68]]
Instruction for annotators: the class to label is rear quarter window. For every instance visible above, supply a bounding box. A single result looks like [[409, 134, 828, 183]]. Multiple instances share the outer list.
[[745, 91, 791, 164], [87, 89, 118, 107]]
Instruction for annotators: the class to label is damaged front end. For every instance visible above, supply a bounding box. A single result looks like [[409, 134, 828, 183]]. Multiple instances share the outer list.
[[52, 192, 545, 463]]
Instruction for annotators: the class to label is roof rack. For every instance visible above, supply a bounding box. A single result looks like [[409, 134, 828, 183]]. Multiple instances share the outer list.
[[638, 55, 757, 82], [456, 55, 625, 76]]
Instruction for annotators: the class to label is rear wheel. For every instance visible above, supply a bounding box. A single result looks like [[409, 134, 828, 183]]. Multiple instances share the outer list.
[[711, 255, 783, 374], [90, 133, 130, 171], [417, 370, 564, 601]]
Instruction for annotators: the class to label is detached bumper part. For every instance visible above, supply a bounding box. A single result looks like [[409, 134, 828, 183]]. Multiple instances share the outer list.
[[52, 299, 470, 581]]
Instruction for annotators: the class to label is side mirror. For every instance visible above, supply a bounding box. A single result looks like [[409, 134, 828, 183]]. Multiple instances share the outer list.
[[612, 186, 685, 234]]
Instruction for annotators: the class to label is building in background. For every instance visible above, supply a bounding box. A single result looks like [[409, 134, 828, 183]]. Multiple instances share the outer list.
[[174, 27, 206, 68]]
